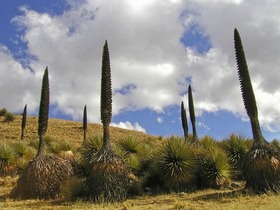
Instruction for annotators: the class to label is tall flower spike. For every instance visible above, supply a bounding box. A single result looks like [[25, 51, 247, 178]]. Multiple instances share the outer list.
[[38, 67, 50, 137], [100, 40, 112, 126], [234, 28, 264, 144]]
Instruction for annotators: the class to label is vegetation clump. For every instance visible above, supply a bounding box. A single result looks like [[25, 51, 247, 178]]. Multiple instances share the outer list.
[[85, 41, 129, 202]]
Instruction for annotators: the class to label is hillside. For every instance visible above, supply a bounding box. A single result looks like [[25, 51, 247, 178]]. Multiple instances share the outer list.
[[0, 115, 157, 147]]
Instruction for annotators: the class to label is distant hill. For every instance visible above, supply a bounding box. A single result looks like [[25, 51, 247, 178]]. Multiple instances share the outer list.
[[0, 115, 157, 148]]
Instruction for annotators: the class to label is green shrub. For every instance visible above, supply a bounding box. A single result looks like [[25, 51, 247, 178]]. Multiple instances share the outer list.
[[147, 136, 198, 192], [0, 108, 8, 116], [197, 148, 232, 189], [0, 144, 17, 176], [3, 112, 15, 122], [219, 134, 252, 179]]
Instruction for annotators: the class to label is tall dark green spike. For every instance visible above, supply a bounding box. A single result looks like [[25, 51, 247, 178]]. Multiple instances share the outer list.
[[100, 40, 112, 149], [188, 85, 198, 141], [181, 101, 188, 140], [234, 28, 265, 145], [21, 104, 27, 142], [83, 105, 87, 144], [37, 67, 50, 157]]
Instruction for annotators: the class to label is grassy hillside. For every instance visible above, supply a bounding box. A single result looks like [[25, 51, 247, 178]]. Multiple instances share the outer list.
[[0, 115, 157, 147], [2, 115, 280, 210]]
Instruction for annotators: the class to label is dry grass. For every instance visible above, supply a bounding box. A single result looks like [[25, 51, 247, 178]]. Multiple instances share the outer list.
[[1, 115, 280, 209], [1, 176, 280, 210], [0, 115, 157, 148]]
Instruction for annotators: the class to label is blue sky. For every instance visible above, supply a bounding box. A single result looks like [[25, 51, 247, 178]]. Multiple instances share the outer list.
[[1, 0, 280, 141]]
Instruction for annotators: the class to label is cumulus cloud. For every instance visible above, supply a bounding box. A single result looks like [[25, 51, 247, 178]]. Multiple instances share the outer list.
[[1, 0, 280, 134], [111, 121, 146, 133]]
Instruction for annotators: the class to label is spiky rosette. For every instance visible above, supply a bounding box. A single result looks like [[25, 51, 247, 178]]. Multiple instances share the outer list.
[[242, 143, 280, 193], [86, 147, 129, 202], [155, 137, 198, 191], [198, 149, 232, 189], [10, 155, 73, 199]]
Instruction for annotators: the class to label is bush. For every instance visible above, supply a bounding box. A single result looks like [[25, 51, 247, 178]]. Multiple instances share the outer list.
[[3, 112, 15, 122], [219, 134, 252, 179], [0, 108, 8, 116], [0, 144, 17, 177], [146, 136, 198, 192], [197, 148, 232, 189]]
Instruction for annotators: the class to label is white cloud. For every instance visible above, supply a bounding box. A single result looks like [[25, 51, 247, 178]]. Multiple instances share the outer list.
[[111, 121, 146, 133], [157, 117, 163, 124], [1, 0, 280, 135]]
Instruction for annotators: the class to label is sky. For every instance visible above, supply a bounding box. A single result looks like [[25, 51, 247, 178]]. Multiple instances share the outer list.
[[1, 0, 280, 141]]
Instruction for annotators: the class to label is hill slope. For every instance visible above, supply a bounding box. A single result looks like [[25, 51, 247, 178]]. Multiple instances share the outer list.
[[0, 115, 157, 148]]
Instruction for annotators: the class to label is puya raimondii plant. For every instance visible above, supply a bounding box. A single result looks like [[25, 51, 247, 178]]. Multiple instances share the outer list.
[[188, 85, 198, 142], [83, 105, 87, 144], [21, 104, 27, 142], [234, 28, 280, 193], [181, 101, 188, 140], [86, 41, 129, 202], [10, 67, 73, 200]]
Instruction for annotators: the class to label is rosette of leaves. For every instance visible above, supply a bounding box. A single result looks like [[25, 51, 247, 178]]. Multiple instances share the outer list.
[[219, 134, 252, 179], [234, 28, 280, 193], [197, 148, 232, 189], [154, 137, 198, 192], [0, 144, 17, 177]]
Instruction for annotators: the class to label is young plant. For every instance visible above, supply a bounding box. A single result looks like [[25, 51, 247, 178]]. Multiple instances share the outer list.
[[188, 85, 198, 142], [234, 28, 280, 193], [151, 137, 198, 192], [181, 101, 188, 140], [83, 105, 87, 144], [21, 104, 27, 142]]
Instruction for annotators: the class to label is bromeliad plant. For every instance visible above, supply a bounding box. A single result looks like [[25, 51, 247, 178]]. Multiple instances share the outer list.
[[21, 104, 27, 142], [86, 41, 129, 202], [181, 101, 188, 140], [10, 67, 73, 200], [83, 105, 87, 145], [188, 85, 198, 142], [234, 28, 280, 193]]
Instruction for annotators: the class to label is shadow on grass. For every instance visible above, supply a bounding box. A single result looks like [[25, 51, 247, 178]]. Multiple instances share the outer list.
[[192, 189, 245, 201]]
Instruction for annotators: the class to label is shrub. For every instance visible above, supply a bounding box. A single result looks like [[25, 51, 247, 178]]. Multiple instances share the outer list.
[[0, 144, 17, 177], [148, 136, 198, 192], [219, 134, 252, 179], [0, 108, 8, 116], [3, 112, 15, 122], [197, 148, 232, 189]]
